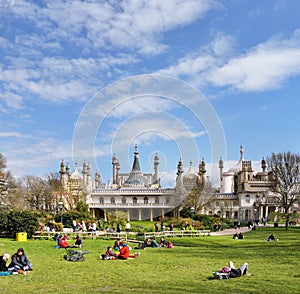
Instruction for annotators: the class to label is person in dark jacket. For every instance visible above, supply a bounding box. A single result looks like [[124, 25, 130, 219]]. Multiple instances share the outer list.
[[0, 253, 11, 276], [8, 248, 32, 273], [73, 235, 83, 248]]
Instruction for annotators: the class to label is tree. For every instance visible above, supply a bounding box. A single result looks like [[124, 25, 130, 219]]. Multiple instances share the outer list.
[[267, 152, 300, 230], [183, 180, 217, 215], [0, 153, 6, 170]]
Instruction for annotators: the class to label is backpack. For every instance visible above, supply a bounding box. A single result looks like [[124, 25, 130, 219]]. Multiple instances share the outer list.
[[213, 271, 229, 279], [64, 249, 89, 262]]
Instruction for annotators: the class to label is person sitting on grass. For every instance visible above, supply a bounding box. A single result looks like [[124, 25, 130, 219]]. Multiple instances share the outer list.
[[101, 246, 118, 260], [8, 248, 32, 274], [238, 232, 244, 239], [116, 241, 140, 260], [144, 237, 160, 248], [0, 253, 11, 276], [160, 237, 168, 247], [73, 235, 83, 248], [233, 232, 238, 239], [113, 238, 122, 250], [266, 233, 277, 241], [166, 241, 173, 248], [59, 236, 71, 248]]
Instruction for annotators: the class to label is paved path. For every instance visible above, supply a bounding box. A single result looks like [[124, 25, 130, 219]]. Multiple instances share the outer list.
[[210, 226, 252, 236]]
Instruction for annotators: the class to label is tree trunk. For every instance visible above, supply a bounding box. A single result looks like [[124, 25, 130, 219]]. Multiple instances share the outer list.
[[285, 218, 289, 230]]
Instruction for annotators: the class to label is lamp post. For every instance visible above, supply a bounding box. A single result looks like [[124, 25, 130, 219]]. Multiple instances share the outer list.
[[59, 201, 64, 226], [190, 206, 195, 227]]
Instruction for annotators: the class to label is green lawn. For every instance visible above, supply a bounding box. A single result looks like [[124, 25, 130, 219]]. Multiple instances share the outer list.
[[0, 227, 299, 293]]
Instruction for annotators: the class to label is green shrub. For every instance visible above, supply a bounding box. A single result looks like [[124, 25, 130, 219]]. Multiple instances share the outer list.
[[0, 210, 40, 238]]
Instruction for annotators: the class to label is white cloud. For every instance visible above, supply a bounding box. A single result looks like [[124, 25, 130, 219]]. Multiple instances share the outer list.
[[209, 32, 300, 91], [2, 135, 73, 177], [158, 30, 300, 93], [0, 131, 30, 138], [1, 0, 216, 111], [6, 0, 215, 55]]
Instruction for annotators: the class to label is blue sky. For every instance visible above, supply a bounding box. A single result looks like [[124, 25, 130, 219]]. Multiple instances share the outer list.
[[1, 0, 300, 187]]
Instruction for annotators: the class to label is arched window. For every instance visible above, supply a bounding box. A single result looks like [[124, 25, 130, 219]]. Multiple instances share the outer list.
[[133, 197, 137, 204], [234, 211, 238, 219], [144, 197, 148, 204], [166, 197, 170, 204], [111, 197, 115, 204], [99, 197, 104, 205], [122, 197, 126, 204], [155, 197, 159, 204]]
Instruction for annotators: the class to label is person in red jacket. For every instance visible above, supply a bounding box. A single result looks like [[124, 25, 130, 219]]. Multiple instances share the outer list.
[[116, 241, 139, 259], [59, 236, 71, 248]]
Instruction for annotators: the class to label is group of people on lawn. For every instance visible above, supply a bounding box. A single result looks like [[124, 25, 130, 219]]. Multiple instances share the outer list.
[[101, 237, 173, 260], [54, 233, 83, 248], [0, 248, 32, 276]]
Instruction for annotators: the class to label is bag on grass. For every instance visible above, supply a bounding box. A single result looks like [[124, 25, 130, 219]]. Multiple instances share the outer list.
[[213, 271, 229, 280]]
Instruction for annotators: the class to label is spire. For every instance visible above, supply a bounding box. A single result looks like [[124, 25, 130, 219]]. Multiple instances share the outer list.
[[131, 144, 141, 172], [177, 158, 183, 176], [60, 159, 65, 175], [123, 145, 147, 187], [219, 157, 224, 169], [154, 153, 159, 184], [66, 162, 71, 177], [219, 157, 224, 181], [112, 153, 119, 185], [261, 157, 266, 172], [240, 145, 244, 160], [198, 158, 206, 174]]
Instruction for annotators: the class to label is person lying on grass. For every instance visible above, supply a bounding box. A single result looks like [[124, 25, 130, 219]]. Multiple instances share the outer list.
[[213, 261, 248, 279]]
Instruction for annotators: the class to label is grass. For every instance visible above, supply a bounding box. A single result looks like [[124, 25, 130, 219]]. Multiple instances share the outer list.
[[0, 226, 299, 293]]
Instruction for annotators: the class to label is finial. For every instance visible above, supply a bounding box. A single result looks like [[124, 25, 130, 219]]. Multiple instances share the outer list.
[[240, 145, 244, 159]]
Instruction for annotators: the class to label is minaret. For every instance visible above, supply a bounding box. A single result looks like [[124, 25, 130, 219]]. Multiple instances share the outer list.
[[66, 162, 71, 178], [176, 158, 183, 177], [219, 157, 224, 182], [198, 158, 206, 185], [154, 153, 159, 184], [95, 171, 100, 188], [261, 157, 266, 173], [82, 160, 88, 185], [176, 158, 184, 189], [116, 160, 120, 186], [87, 163, 91, 185], [59, 159, 66, 187], [261, 157, 268, 181], [112, 153, 118, 185]]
